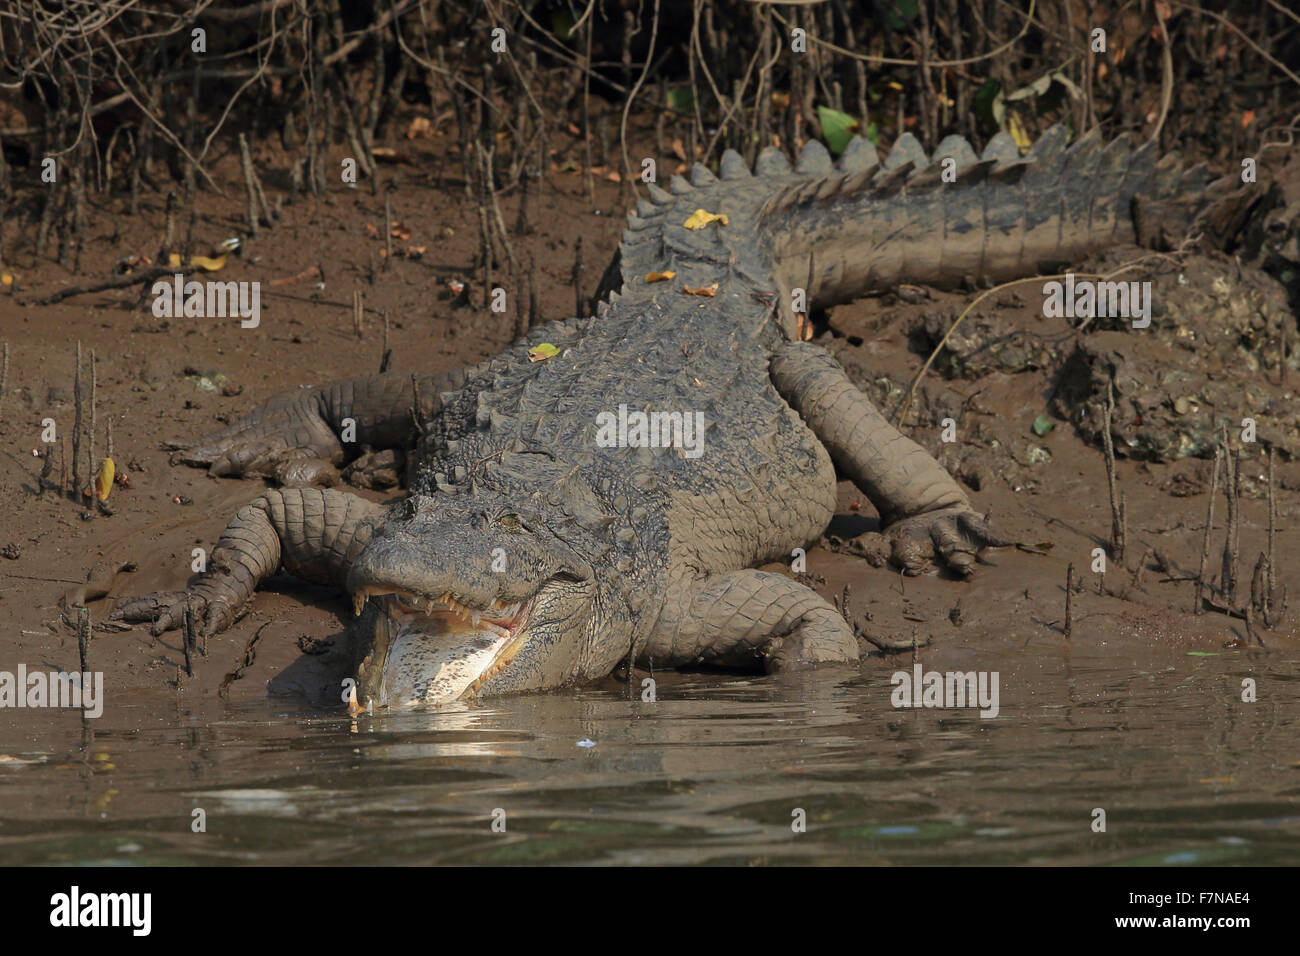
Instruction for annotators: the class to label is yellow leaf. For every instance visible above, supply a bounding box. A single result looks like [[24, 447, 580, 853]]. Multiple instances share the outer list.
[[683, 209, 729, 230], [1007, 113, 1032, 154], [94, 458, 114, 501], [528, 343, 560, 362], [683, 283, 718, 297], [644, 271, 676, 283], [168, 253, 227, 272], [0, 272, 14, 287]]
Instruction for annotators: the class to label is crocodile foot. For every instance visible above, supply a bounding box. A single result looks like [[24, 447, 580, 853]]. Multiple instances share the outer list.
[[165, 391, 341, 478], [109, 586, 237, 638], [886, 506, 1011, 577]]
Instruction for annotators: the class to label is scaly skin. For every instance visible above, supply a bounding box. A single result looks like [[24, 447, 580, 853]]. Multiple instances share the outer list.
[[112, 127, 1261, 706]]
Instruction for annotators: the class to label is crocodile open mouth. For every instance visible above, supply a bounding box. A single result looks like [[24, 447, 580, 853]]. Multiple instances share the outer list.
[[352, 588, 533, 707]]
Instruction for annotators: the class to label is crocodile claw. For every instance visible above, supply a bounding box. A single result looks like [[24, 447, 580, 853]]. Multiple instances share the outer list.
[[886, 506, 1011, 577]]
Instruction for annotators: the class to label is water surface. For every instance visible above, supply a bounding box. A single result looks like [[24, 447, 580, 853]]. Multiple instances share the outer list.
[[2, 649, 1297, 865]]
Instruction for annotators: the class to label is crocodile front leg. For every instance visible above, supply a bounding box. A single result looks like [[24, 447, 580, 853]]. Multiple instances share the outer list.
[[110, 488, 385, 638], [645, 570, 859, 672], [770, 341, 1009, 575], [167, 370, 465, 479]]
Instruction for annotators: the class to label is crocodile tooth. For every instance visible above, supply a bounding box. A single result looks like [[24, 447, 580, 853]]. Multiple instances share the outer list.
[[472, 610, 481, 627], [352, 592, 366, 616]]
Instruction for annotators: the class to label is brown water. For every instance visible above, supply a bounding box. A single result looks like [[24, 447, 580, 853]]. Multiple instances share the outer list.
[[2, 645, 1297, 866]]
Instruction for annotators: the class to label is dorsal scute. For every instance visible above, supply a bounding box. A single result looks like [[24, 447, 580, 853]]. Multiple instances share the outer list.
[[839, 135, 879, 174], [690, 162, 717, 186], [980, 131, 1022, 168], [756, 146, 792, 176], [885, 132, 927, 171], [719, 149, 751, 179], [646, 182, 673, 205], [930, 134, 978, 170], [795, 139, 832, 175]]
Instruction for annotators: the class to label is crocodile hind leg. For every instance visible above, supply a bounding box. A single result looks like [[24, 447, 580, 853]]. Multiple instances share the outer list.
[[168, 370, 471, 480], [645, 570, 858, 672], [110, 488, 385, 638], [770, 341, 1010, 575]]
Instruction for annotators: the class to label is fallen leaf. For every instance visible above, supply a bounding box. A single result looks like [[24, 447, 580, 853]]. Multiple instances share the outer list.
[[644, 271, 677, 283], [528, 342, 560, 362], [167, 253, 227, 272], [683, 283, 718, 297], [0, 273, 13, 287], [671, 138, 687, 162], [683, 209, 729, 230], [567, 122, 582, 136], [1241, 110, 1255, 128], [364, 223, 380, 238], [390, 222, 412, 240], [406, 246, 427, 259], [406, 116, 433, 139], [94, 458, 114, 502]]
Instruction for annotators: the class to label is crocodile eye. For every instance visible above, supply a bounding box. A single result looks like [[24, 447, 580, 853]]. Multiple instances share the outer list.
[[496, 513, 523, 532]]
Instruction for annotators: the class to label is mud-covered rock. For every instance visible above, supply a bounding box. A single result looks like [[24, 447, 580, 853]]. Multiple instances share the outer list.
[[907, 310, 1057, 378], [1051, 254, 1300, 461]]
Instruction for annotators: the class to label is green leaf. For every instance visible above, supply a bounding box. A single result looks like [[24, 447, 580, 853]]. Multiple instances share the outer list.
[[816, 106, 858, 155], [550, 11, 575, 38], [666, 87, 695, 114], [886, 0, 920, 30], [1032, 415, 1055, 436], [1186, 651, 1221, 657], [973, 79, 1004, 134]]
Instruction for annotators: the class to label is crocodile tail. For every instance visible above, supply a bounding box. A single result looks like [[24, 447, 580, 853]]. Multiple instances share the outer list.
[[759, 125, 1265, 310]]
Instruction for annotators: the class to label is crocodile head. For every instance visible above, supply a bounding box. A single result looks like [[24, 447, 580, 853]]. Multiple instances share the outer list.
[[346, 491, 628, 708]]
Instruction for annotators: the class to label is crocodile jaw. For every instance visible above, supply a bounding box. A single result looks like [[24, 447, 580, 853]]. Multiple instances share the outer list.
[[355, 591, 532, 707]]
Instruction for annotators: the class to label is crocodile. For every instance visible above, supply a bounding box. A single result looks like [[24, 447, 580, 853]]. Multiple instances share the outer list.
[[110, 126, 1261, 707]]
